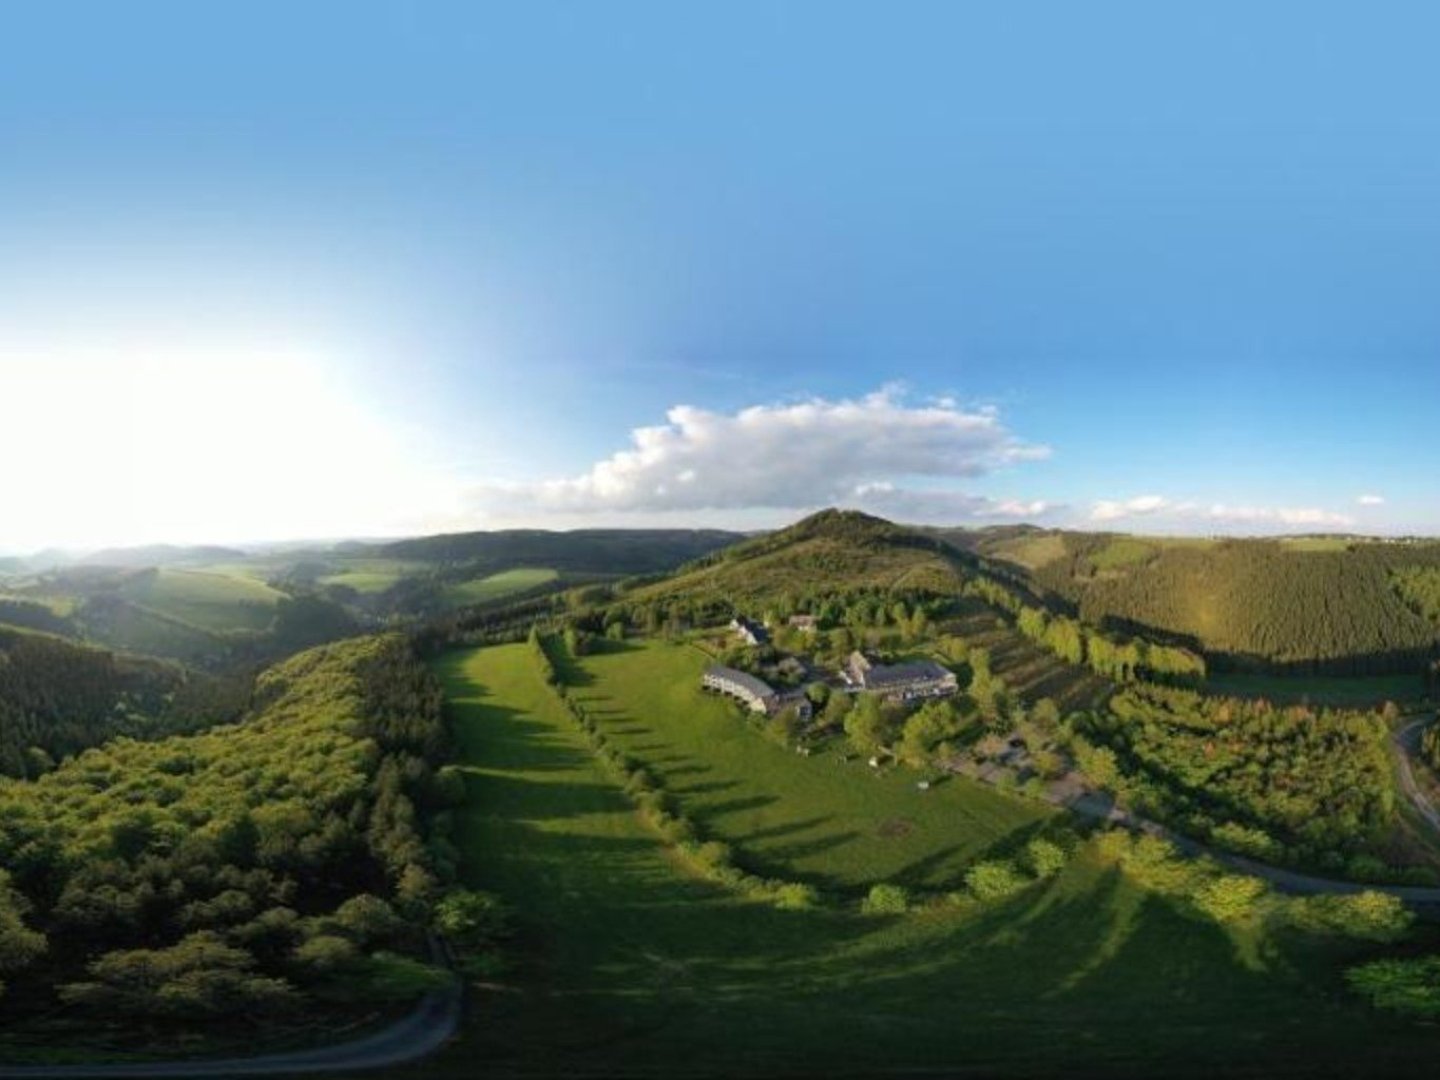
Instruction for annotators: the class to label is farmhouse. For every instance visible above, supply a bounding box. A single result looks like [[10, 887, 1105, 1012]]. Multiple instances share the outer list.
[[842, 651, 958, 701], [729, 615, 769, 646], [702, 664, 813, 721], [787, 614, 818, 632]]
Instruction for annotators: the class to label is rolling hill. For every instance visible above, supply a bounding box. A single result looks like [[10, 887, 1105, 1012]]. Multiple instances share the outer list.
[[942, 527, 1440, 674]]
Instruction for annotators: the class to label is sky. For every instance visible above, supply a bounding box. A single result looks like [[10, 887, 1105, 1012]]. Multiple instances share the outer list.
[[2, 1, 1438, 552]]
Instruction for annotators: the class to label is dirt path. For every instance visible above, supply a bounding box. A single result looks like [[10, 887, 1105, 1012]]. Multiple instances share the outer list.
[[1394, 717, 1440, 835]]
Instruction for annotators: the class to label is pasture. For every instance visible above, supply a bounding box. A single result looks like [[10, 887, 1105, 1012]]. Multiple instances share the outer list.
[[572, 639, 1049, 891], [442, 567, 559, 609], [116, 567, 283, 632], [428, 642, 1440, 1079]]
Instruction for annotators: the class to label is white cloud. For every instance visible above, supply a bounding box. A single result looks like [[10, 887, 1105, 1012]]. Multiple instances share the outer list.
[[1091, 495, 1170, 521], [469, 388, 1052, 525], [1088, 495, 1355, 531], [1357, 493, 1386, 506]]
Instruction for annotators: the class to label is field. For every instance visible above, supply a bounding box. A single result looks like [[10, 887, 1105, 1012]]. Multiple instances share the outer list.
[[115, 567, 283, 632], [1208, 672, 1428, 708], [575, 639, 1049, 891], [426, 642, 1440, 1079], [314, 558, 427, 594], [442, 567, 559, 609]]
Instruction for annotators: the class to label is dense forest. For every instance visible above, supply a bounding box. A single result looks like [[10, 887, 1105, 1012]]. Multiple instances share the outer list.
[[944, 529, 1440, 674], [1070, 684, 1399, 875], [378, 526, 740, 570], [0, 626, 248, 779], [0, 634, 459, 1033]]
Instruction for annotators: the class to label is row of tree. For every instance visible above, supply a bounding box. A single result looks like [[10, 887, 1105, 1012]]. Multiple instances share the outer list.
[[965, 577, 1206, 686]]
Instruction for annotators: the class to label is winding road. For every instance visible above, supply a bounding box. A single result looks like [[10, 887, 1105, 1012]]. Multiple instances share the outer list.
[[0, 948, 462, 1078]]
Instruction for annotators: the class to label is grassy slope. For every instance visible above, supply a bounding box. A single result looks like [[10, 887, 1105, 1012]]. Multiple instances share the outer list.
[[116, 568, 283, 632], [575, 639, 1048, 891], [429, 643, 1440, 1080], [442, 568, 559, 609]]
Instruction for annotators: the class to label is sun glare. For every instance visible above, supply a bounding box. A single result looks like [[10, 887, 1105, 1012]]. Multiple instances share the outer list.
[[0, 344, 455, 552]]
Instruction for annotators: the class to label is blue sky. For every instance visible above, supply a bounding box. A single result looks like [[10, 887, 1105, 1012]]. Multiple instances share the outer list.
[[2, 1, 1437, 548]]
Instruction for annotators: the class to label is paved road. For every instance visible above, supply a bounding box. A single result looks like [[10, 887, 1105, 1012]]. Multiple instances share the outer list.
[[961, 736, 1440, 909], [0, 956, 462, 1078]]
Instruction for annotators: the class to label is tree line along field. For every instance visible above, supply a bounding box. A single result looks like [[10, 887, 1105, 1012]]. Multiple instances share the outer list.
[[426, 642, 1440, 1079], [568, 638, 1051, 892]]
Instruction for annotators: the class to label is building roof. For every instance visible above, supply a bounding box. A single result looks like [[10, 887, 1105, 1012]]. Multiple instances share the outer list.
[[704, 664, 776, 701], [849, 654, 954, 689]]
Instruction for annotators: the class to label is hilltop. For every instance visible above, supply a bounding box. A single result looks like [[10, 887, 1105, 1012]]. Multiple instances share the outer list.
[[623, 509, 968, 611]]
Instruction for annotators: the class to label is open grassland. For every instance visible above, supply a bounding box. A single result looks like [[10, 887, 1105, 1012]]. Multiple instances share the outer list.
[[1208, 672, 1428, 707], [115, 567, 283, 632], [572, 639, 1049, 892], [442, 567, 559, 609], [315, 557, 428, 594], [428, 643, 1440, 1079]]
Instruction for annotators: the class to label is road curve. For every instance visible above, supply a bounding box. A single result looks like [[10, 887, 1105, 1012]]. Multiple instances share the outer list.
[[1394, 717, 1440, 835], [0, 962, 461, 1078]]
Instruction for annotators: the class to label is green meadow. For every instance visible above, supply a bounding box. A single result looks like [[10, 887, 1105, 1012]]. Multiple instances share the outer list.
[[116, 567, 283, 632], [441, 567, 559, 609], [427, 642, 1440, 1079], [573, 639, 1049, 891]]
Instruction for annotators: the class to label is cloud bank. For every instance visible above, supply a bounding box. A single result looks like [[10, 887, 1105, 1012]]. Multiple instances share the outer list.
[[470, 389, 1052, 525], [1089, 495, 1355, 531]]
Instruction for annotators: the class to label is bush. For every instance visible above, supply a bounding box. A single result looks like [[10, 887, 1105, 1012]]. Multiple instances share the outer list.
[[964, 860, 1028, 902], [1191, 874, 1268, 923], [774, 882, 819, 910], [1346, 956, 1440, 1016], [1286, 891, 1414, 943], [861, 883, 910, 915], [1024, 838, 1068, 879]]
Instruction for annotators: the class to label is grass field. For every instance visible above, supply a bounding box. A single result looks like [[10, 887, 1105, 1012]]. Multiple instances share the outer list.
[[426, 642, 1440, 1079], [314, 558, 427, 594], [1208, 672, 1428, 707], [115, 568, 283, 632], [442, 567, 559, 609], [570, 639, 1050, 891]]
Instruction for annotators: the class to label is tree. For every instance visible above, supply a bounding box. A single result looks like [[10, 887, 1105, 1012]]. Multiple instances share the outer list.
[[1192, 874, 1268, 923], [844, 695, 894, 756], [861, 883, 909, 915], [1024, 838, 1067, 879], [1346, 956, 1440, 1016], [965, 860, 1027, 902]]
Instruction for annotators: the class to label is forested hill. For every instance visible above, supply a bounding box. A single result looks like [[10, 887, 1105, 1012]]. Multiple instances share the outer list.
[[941, 528, 1440, 673], [378, 527, 742, 572], [0, 633, 458, 1042], [0, 625, 249, 778], [619, 509, 967, 617]]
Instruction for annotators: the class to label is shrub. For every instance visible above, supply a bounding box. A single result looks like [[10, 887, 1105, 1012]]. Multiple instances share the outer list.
[[1346, 956, 1440, 1016], [774, 882, 819, 911], [964, 860, 1028, 902], [1191, 874, 1268, 923], [1286, 891, 1414, 943], [861, 883, 910, 915], [1024, 838, 1067, 879]]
